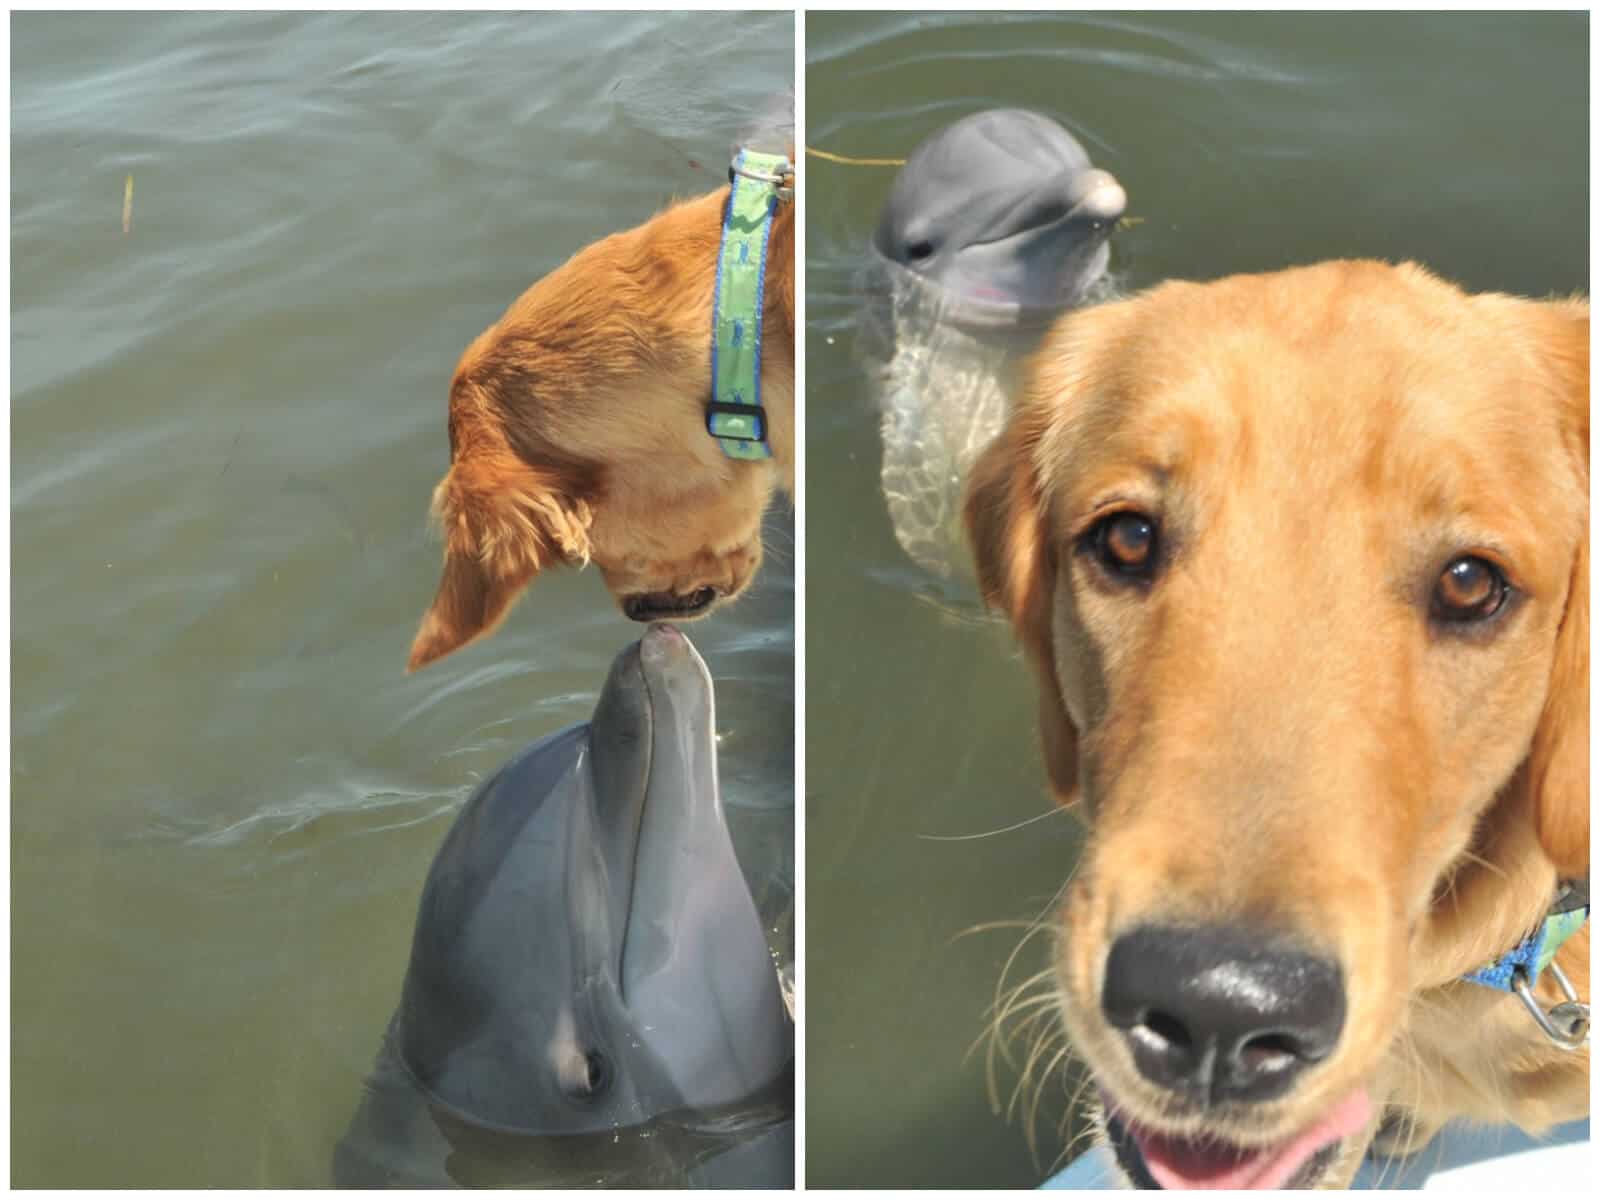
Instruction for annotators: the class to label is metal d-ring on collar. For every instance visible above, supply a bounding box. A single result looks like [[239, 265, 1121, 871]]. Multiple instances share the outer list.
[[729, 155, 794, 202], [1513, 959, 1589, 1051], [1462, 877, 1590, 1051]]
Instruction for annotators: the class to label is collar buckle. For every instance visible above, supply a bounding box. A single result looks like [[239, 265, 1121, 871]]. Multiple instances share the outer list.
[[705, 400, 767, 445]]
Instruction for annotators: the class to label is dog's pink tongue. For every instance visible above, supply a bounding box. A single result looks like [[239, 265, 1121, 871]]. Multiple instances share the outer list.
[[1136, 1090, 1371, 1191]]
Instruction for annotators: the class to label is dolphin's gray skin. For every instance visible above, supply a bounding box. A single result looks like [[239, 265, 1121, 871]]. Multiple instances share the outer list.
[[871, 108, 1125, 324], [334, 625, 793, 1187], [863, 109, 1125, 579]]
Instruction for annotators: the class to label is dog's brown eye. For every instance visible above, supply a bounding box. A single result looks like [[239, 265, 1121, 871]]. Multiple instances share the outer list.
[[1088, 512, 1159, 578], [1432, 556, 1509, 623]]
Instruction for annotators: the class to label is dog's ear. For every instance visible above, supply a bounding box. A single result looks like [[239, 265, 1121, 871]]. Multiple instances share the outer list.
[[407, 452, 593, 672], [1528, 532, 1588, 876], [964, 410, 1056, 672], [964, 402, 1079, 804], [1520, 298, 1589, 876]]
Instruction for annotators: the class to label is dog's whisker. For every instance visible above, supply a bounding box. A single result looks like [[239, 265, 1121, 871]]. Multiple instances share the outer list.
[[975, 967, 1056, 1073], [759, 530, 794, 569], [1021, 1041, 1072, 1152], [978, 987, 1054, 1052], [949, 920, 1041, 952], [980, 969, 1061, 1113], [988, 962, 1057, 1010], [990, 968, 1059, 1044], [1009, 1036, 1096, 1180], [1004, 985, 1068, 1126], [1052, 1106, 1098, 1177], [994, 923, 1060, 997], [981, 1002, 1063, 1083], [1454, 847, 1511, 882], [1033, 1043, 1082, 1168], [1028, 862, 1081, 931], [1007, 1026, 1056, 1126], [994, 985, 1064, 1024], [917, 805, 1071, 842], [993, 996, 1064, 1051], [968, 889, 1082, 1159]]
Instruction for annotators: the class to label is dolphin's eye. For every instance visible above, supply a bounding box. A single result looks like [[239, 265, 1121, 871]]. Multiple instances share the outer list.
[[561, 1048, 614, 1101], [906, 240, 935, 261], [580, 1050, 612, 1098]]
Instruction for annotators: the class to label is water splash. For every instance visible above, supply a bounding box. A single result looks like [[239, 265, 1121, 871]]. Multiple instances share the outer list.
[[862, 258, 1072, 581]]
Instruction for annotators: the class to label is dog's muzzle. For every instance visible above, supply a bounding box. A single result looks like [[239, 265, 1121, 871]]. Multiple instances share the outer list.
[[1096, 924, 1367, 1189], [622, 587, 718, 622]]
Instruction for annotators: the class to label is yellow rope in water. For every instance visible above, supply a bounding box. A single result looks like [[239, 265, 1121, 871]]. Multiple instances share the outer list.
[[805, 145, 906, 167]]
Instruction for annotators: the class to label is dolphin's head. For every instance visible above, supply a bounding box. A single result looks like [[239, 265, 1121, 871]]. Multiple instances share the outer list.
[[871, 108, 1125, 325], [393, 625, 790, 1137]]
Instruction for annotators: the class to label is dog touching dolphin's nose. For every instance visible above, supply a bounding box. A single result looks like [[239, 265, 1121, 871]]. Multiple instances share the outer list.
[[407, 151, 795, 672]]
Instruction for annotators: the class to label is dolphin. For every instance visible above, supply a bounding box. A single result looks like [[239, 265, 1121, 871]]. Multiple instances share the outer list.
[[333, 624, 793, 1187], [862, 109, 1125, 579], [871, 108, 1126, 325]]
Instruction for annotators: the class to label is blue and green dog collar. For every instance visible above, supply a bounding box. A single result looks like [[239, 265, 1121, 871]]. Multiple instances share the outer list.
[[1463, 879, 1589, 993], [1462, 878, 1589, 1050], [707, 148, 790, 460]]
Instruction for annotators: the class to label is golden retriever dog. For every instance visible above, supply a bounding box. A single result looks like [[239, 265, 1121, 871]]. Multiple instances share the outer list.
[[964, 260, 1587, 1188], [408, 174, 794, 671]]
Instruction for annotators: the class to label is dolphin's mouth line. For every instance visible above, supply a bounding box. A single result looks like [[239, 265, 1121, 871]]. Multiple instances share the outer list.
[[612, 658, 658, 1006], [961, 199, 1122, 254], [959, 177, 1124, 255], [961, 213, 1076, 253]]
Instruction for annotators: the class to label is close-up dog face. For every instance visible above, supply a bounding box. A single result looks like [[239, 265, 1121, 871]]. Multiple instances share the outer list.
[[966, 261, 1588, 1188]]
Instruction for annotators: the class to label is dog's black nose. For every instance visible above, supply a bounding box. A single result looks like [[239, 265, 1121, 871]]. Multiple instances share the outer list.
[[1101, 925, 1345, 1104]]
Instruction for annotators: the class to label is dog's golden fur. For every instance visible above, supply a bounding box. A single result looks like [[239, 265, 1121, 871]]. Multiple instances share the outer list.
[[409, 181, 794, 671], [965, 261, 1588, 1184]]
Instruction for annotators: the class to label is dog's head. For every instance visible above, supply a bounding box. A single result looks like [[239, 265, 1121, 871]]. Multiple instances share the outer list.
[[405, 197, 790, 674], [404, 412, 770, 672], [965, 261, 1587, 1188]]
